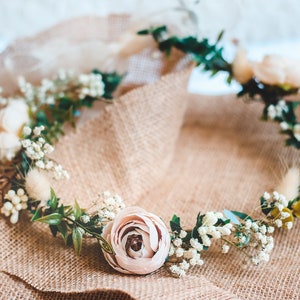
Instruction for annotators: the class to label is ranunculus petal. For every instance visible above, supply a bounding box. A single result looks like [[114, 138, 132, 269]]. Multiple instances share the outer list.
[[102, 206, 170, 275]]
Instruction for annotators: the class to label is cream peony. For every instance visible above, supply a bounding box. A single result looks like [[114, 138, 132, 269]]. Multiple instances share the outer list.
[[0, 99, 29, 136], [102, 206, 170, 275]]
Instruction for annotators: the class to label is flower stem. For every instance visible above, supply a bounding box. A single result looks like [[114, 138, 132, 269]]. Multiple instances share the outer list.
[[64, 216, 115, 254]]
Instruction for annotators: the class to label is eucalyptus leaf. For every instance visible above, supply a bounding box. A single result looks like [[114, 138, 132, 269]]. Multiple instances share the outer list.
[[230, 210, 253, 221], [170, 214, 181, 233], [223, 209, 240, 225]]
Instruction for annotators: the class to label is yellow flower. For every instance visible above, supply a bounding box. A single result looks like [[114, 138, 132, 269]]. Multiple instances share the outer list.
[[270, 207, 294, 229], [292, 201, 300, 219]]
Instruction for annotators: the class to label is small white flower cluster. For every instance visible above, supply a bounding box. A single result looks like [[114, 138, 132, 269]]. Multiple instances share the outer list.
[[168, 230, 204, 277], [78, 73, 105, 99], [168, 212, 233, 277], [36, 78, 56, 105], [97, 191, 125, 221], [267, 100, 288, 120], [237, 218, 274, 265], [22, 126, 69, 180], [263, 191, 293, 229], [18, 76, 35, 103], [199, 212, 233, 247], [1, 189, 28, 224], [18, 70, 105, 111]]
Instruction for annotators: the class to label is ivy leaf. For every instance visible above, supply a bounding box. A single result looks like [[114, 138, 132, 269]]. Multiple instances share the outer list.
[[34, 213, 62, 225], [223, 209, 240, 225], [72, 226, 83, 255], [170, 215, 181, 233]]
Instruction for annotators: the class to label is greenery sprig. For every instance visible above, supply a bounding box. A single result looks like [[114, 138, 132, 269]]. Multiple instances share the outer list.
[[138, 25, 300, 149], [18, 69, 123, 143]]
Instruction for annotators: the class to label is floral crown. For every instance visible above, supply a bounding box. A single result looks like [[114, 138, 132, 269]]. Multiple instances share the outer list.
[[1, 24, 300, 278]]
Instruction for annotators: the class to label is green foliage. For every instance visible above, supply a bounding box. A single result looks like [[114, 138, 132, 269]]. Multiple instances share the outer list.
[[34, 213, 62, 225], [229, 210, 253, 222], [170, 214, 182, 233], [72, 226, 83, 255], [260, 197, 273, 216], [140, 25, 300, 150], [30, 187, 113, 255], [30, 69, 123, 144], [92, 70, 124, 99], [73, 199, 82, 220], [138, 25, 232, 76]]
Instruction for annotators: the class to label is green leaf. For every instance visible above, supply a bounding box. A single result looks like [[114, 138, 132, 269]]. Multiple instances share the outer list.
[[57, 221, 69, 245], [170, 215, 181, 233], [48, 188, 59, 210], [137, 29, 150, 35], [72, 226, 83, 255], [216, 30, 224, 42], [50, 225, 58, 237], [73, 199, 82, 220], [34, 213, 62, 225], [260, 197, 272, 216], [31, 207, 43, 221], [223, 209, 240, 225], [230, 210, 253, 221], [92, 70, 124, 99]]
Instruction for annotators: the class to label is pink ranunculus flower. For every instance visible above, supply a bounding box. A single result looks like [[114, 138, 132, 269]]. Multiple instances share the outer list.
[[0, 99, 29, 136], [102, 206, 171, 275]]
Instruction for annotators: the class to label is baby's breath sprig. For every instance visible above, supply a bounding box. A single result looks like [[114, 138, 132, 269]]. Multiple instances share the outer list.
[[18, 69, 123, 143], [1, 125, 124, 254], [139, 25, 300, 149], [166, 185, 300, 277]]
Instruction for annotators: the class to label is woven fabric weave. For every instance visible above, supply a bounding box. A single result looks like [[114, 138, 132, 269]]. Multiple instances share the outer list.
[[1, 15, 300, 300]]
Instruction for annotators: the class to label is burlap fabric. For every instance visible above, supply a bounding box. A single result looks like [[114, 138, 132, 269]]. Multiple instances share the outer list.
[[1, 15, 300, 300]]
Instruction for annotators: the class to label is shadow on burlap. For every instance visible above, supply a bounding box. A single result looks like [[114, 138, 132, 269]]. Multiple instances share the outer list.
[[1, 15, 300, 300]]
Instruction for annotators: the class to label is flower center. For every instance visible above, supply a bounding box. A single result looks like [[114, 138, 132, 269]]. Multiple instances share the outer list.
[[126, 234, 143, 252]]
